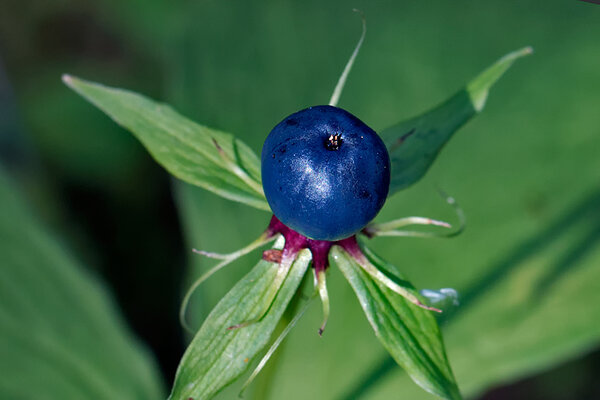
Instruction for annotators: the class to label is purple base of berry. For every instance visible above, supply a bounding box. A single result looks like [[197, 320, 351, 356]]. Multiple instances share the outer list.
[[263, 215, 364, 273]]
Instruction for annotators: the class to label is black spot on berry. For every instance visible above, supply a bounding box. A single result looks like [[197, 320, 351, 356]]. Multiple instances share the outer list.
[[286, 119, 298, 126], [278, 145, 287, 154], [358, 190, 371, 199]]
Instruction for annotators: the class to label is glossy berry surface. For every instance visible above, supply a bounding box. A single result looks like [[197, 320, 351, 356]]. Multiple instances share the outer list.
[[261, 105, 390, 241]]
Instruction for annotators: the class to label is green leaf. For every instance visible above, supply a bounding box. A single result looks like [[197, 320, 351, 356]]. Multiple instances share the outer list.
[[169, 244, 311, 400], [382, 47, 532, 194], [62, 75, 269, 211], [0, 169, 164, 399], [94, 2, 599, 399], [332, 245, 461, 400], [345, 188, 600, 400]]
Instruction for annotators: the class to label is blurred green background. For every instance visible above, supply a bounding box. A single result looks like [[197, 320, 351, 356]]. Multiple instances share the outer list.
[[1, 0, 599, 399]]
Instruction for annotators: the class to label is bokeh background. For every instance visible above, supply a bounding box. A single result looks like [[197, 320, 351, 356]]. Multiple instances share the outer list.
[[1, 0, 599, 399]]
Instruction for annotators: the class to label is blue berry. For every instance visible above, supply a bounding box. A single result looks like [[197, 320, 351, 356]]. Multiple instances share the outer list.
[[261, 105, 390, 241]]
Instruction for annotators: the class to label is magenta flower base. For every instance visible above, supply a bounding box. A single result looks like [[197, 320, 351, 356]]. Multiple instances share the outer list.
[[263, 215, 365, 274]]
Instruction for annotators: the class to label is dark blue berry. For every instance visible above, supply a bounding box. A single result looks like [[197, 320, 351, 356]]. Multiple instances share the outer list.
[[261, 105, 390, 241]]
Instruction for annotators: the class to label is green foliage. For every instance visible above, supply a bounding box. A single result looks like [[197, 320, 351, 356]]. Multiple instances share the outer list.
[[382, 47, 532, 194], [0, 169, 164, 400], [169, 244, 311, 400], [62, 75, 268, 211], [62, 44, 531, 213], [64, 44, 529, 400], [146, 4, 600, 396], [368, 189, 600, 399], [333, 245, 461, 400], [29, 2, 597, 399]]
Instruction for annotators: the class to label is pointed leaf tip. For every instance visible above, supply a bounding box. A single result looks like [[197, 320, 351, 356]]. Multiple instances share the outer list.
[[61, 74, 73, 85], [467, 46, 533, 112]]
